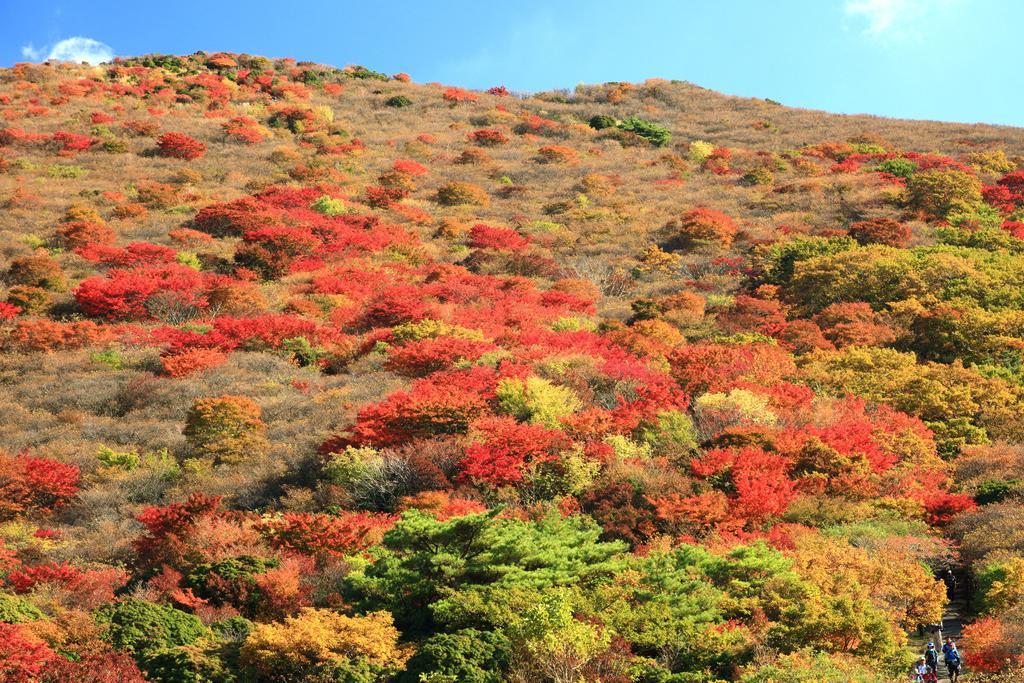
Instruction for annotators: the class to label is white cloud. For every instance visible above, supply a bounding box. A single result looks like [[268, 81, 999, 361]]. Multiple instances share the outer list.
[[845, 0, 958, 38], [20, 43, 45, 60], [19, 37, 115, 65], [846, 0, 908, 34], [47, 37, 114, 64]]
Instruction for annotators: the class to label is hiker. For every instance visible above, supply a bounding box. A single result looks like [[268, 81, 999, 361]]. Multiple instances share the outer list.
[[925, 641, 940, 671], [942, 568, 956, 599], [913, 656, 930, 682], [943, 637, 962, 682]]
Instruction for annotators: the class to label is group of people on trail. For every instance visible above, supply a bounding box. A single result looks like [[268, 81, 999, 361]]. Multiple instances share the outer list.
[[913, 639, 962, 682]]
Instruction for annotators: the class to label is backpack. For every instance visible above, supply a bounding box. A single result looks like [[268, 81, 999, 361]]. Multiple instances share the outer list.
[[925, 649, 939, 668]]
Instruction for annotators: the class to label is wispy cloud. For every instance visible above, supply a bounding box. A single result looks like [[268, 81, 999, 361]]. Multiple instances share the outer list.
[[845, 0, 959, 39], [20, 43, 45, 61], [19, 37, 115, 65]]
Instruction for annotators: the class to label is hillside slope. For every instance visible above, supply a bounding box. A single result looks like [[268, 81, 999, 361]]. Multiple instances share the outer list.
[[1, 53, 1023, 681]]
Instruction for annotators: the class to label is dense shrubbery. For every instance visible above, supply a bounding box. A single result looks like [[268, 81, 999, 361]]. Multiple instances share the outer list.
[[3, 50, 1024, 683]]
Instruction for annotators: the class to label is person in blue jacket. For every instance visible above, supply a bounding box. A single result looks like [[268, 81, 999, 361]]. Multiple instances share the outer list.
[[942, 637, 962, 682]]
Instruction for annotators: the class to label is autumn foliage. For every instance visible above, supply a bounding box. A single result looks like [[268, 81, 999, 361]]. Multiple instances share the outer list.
[[2, 49, 1024, 683], [156, 132, 206, 160]]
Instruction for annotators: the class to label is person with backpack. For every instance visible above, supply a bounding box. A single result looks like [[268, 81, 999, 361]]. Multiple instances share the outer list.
[[913, 656, 930, 682], [943, 637, 962, 682], [925, 642, 940, 671]]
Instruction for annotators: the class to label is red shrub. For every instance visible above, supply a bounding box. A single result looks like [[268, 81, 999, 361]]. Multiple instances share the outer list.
[[717, 295, 787, 334], [0, 452, 80, 519], [468, 224, 530, 252], [75, 264, 214, 320], [691, 447, 796, 526], [257, 511, 392, 556], [161, 347, 228, 378], [443, 87, 478, 103], [536, 144, 576, 163], [192, 197, 277, 237], [169, 227, 215, 245], [983, 184, 1016, 212], [385, 336, 496, 376], [580, 482, 660, 546], [668, 207, 738, 247], [39, 652, 147, 683], [0, 301, 20, 319], [1002, 220, 1024, 239], [56, 221, 115, 249], [156, 132, 206, 160], [75, 241, 177, 267], [235, 225, 320, 279], [51, 131, 95, 154], [0, 624, 57, 683], [962, 617, 1021, 673], [358, 285, 438, 328], [468, 129, 508, 147], [669, 342, 795, 395], [997, 170, 1024, 196], [813, 302, 899, 347], [7, 562, 81, 593], [922, 491, 977, 525], [133, 493, 223, 568], [223, 115, 264, 144], [458, 416, 568, 487], [345, 368, 497, 447], [391, 159, 428, 177], [0, 127, 50, 147], [251, 556, 314, 620], [364, 184, 408, 208], [1, 319, 118, 353]]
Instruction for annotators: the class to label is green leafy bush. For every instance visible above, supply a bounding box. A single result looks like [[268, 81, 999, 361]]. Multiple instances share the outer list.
[[616, 116, 671, 147], [401, 629, 509, 683], [874, 157, 917, 180], [907, 168, 983, 217], [310, 194, 350, 216], [496, 376, 581, 427], [97, 598, 210, 657], [0, 592, 43, 623], [345, 65, 388, 80]]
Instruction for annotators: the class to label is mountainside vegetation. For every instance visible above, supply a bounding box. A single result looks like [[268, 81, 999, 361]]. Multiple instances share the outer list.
[[2, 51, 1024, 681]]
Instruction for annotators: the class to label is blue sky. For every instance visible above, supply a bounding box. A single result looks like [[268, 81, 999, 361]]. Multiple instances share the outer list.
[[4, 0, 1023, 127]]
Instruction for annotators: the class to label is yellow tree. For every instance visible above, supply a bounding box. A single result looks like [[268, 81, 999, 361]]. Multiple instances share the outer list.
[[240, 608, 411, 681], [183, 395, 269, 466]]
